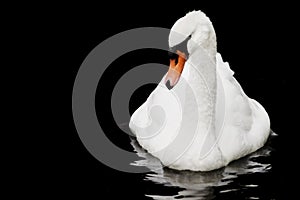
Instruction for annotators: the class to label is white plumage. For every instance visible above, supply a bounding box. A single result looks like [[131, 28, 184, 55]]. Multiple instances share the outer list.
[[129, 10, 270, 171]]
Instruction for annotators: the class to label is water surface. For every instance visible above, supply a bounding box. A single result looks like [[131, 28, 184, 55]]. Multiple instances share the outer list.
[[130, 132, 277, 199]]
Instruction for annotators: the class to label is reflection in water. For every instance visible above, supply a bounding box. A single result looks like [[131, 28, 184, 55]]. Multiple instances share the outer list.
[[130, 132, 276, 200]]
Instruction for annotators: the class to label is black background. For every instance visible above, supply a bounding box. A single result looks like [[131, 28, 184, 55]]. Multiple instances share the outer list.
[[27, 1, 298, 199]]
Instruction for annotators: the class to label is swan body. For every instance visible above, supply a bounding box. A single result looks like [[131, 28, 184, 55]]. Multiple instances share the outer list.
[[129, 11, 270, 171]]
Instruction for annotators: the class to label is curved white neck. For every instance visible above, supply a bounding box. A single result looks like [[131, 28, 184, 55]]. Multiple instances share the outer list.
[[186, 11, 217, 104], [170, 10, 218, 133], [186, 12, 218, 137]]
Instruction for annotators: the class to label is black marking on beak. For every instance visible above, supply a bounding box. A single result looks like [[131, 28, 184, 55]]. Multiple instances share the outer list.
[[168, 35, 191, 59]]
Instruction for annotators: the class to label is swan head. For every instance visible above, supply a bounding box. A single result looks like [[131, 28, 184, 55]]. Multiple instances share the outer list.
[[166, 11, 216, 88], [168, 12, 196, 56]]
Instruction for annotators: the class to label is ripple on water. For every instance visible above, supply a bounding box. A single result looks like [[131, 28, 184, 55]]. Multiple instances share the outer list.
[[129, 130, 277, 200]]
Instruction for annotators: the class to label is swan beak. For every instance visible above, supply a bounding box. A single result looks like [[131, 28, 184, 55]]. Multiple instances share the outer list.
[[165, 50, 186, 88]]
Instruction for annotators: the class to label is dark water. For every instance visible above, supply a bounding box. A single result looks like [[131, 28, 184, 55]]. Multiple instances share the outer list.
[[128, 130, 277, 200]]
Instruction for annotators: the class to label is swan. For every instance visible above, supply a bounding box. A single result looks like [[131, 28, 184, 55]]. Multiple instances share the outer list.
[[129, 10, 270, 171]]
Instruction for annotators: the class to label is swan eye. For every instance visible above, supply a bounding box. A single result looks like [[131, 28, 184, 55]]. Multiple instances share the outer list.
[[168, 48, 179, 63]]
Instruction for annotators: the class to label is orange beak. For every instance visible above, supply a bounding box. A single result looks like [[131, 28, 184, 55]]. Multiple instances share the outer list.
[[165, 50, 187, 88]]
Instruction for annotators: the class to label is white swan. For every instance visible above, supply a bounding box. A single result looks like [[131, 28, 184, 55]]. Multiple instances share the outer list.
[[129, 10, 270, 171]]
